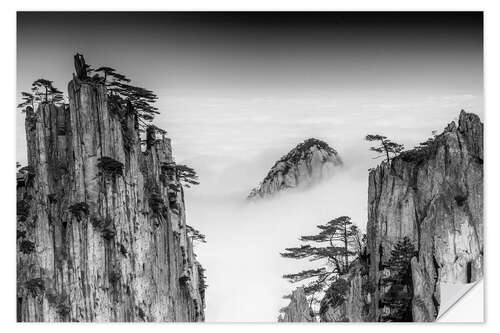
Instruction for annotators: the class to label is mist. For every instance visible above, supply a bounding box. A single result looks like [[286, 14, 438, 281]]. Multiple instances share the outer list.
[[16, 12, 484, 322], [184, 159, 367, 322]]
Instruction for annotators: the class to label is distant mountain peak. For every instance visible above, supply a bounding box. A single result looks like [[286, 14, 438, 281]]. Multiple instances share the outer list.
[[248, 138, 343, 199]]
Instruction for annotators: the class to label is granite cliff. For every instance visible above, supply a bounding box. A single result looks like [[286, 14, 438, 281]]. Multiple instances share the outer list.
[[366, 110, 483, 321], [17, 62, 205, 321], [286, 110, 483, 322], [248, 138, 343, 199], [278, 287, 315, 322]]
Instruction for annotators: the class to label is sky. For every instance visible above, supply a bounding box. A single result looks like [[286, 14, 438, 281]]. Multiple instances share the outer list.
[[17, 12, 483, 321]]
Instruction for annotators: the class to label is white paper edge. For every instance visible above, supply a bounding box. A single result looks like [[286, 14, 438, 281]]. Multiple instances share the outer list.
[[437, 279, 484, 322]]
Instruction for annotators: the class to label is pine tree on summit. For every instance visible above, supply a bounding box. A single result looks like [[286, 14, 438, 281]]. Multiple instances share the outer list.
[[280, 216, 364, 305], [365, 134, 404, 162], [73, 54, 159, 129], [18, 79, 64, 111]]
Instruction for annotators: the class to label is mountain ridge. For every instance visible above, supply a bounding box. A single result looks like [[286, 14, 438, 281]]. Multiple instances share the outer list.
[[248, 138, 343, 199]]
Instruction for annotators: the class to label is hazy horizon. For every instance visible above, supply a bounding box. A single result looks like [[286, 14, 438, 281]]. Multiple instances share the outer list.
[[17, 12, 483, 321]]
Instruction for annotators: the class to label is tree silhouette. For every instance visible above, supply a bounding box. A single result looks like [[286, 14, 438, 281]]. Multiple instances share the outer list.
[[87, 63, 158, 128], [175, 164, 200, 188], [281, 216, 364, 305], [186, 225, 206, 243], [365, 134, 404, 162], [72, 54, 159, 129], [17, 92, 35, 111], [30, 79, 64, 104], [380, 237, 417, 322]]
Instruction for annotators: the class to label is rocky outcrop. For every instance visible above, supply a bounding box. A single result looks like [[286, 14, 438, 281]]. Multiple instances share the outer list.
[[366, 110, 483, 321], [319, 264, 367, 322], [17, 76, 205, 321], [278, 287, 315, 322], [248, 138, 342, 199]]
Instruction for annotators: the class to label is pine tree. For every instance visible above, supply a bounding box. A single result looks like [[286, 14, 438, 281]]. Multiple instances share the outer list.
[[186, 225, 206, 243], [365, 134, 405, 162], [174, 164, 200, 188], [74, 54, 159, 130], [380, 237, 416, 322], [281, 216, 364, 305]]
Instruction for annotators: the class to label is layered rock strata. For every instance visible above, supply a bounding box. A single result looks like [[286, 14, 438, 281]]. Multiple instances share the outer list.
[[17, 78, 205, 321], [366, 110, 483, 321], [278, 287, 315, 322]]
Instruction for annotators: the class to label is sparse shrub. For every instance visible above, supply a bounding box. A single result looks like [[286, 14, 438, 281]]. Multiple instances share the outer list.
[[19, 240, 35, 254], [149, 192, 167, 217], [90, 215, 116, 239], [159, 173, 168, 186], [101, 217, 115, 240], [48, 193, 58, 204], [160, 162, 176, 177], [363, 279, 376, 294], [19, 165, 35, 175], [97, 156, 124, 177], [90, 215, 103, 229], [169, 196, 179, 211], [17, 199, 30, 222], [109, 270, 121, 285], [56, 302, 70, 317], [17, 230, 26, 239], [455, 194, 468, 206], [198, 264, 207, 304], [68, 202, 89, 219], [119, 243, 128, 257], [168, 183, 181, 192], [24, 278, 44, 296], [179, 273, 190, 286], [137, 306, 146, 321], [399, 135, 442, 163], [102, 228, 115, 240], [122, 131, 134, 152], [17, 164, 36, 187], [46, 290, 70, 317], [321, 278, 349, 308]]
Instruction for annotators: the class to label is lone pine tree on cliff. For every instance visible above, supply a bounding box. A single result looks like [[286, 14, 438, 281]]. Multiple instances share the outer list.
[[186, 225, 207, 243], [365, 134, 405, 162], [280, 216, 364, 306], [74, 53, 159, 129]]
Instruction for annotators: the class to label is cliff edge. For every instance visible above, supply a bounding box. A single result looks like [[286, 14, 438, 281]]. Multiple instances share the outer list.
[[366, 110, 483, 321], [17, 76, 205, 321]]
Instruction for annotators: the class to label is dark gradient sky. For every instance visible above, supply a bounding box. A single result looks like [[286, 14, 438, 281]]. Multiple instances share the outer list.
[[16, 12, 483, 321], [18, 12, 482, 94], [17, 12, 484, 164]]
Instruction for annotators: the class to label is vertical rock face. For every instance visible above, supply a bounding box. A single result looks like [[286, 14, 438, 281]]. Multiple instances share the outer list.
[[319, 264, 367, 322], [366, 111, 483, 321], [278, 287, 315, 322], [248, 138, 343, 199], [17, 79, 205, 322]]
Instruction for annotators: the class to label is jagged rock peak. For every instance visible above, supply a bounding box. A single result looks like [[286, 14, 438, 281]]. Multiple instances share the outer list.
[[17, 61, 205, 322], [366, 110, 483, 322], [278, 287, 315, 322], [248, 138, 343, 199]]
